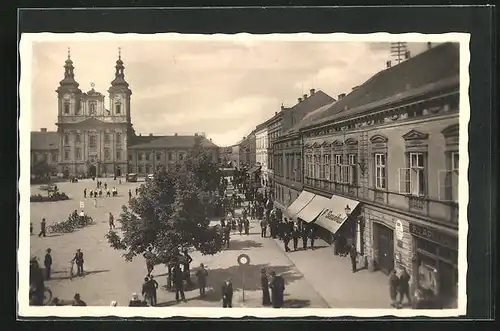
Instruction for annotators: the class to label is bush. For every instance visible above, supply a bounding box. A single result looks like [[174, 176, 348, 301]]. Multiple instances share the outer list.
[[47, 212, 95, 234], [30, 192, 69, 202]]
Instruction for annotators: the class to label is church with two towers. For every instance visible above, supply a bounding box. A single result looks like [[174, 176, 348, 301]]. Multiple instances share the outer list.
[[30, 49, 218, 179]]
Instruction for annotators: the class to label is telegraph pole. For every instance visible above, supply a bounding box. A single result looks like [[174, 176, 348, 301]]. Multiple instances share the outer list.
[[390, 42, 408, 65]]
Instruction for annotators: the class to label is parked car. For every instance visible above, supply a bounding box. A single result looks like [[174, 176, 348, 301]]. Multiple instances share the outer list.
[[126, 173, 138, 182]]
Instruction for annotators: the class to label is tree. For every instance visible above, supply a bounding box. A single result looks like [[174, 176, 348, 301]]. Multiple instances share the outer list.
[[106, 136, 224, 266], [32, 159, 54, 178]]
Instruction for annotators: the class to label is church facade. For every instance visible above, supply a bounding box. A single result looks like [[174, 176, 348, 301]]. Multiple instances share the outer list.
[[31, 49, 218, 179]]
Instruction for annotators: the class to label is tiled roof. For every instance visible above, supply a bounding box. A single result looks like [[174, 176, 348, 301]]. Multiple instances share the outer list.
[[287, 90, 335, 115], [286, 100, 338, 134], [303, 42, 460, 129], [129, 135, 218, 149], [31, 131, 59, 150]]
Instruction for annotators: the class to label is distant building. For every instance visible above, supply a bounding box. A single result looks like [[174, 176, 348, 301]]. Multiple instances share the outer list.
[[31, 49, 218, 178], [255, 123, 268, 187]]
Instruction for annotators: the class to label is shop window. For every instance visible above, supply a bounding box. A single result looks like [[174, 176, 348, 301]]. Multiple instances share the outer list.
[[399, 153, 427, 196], [417, 256, 438, 296]]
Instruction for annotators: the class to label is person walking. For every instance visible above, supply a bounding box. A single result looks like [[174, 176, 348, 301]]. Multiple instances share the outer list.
[[108, 212, 115, 230], [195, 263, 208, 297], [173, 264, 186, 302], [398, 268, 412, 308], [83, 188, 87, 198], [283, 228, 291, 252], [309, 227, 316, 249], [301, 226, 309, 250], [72, 249, 84, 276], [128, 189, 132, 200], [244, 217, 250, 235], [389, 269, 399, 308], [135, 187, 138, 196], [261, 268, 271, 306], [349, 244, 358, 273], [149, 275, 159, 306], [182, 249, 193, 287], [292, 224, 300, 251], [89, 189, 93, 198], [38, 218, 46, 237], [44, 248, 52, 280], [238, 218, 243, 235], [223, 224, 231, 249], [260, 218, 267, 238], [142, 276, 154, 306], [269, 271, 285, 308], [143, 246, 155, 276], [221, 279, 233, 308]]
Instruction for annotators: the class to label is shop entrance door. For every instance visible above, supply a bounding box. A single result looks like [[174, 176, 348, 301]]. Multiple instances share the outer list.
[[376, 223, 394, 275]]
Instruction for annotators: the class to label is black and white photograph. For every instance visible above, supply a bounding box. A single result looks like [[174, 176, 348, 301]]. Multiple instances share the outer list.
[[19, 32, 469, 318]]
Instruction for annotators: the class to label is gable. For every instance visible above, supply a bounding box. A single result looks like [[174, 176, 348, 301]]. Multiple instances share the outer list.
[[402, 129, 429, 141], [369, 134, 388, 144]]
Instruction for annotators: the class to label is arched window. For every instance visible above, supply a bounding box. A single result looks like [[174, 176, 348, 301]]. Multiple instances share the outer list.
[[115, 103, 121, 114], [64, 102, 70, 115]]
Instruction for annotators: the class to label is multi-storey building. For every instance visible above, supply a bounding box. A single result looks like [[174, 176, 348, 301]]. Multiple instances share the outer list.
[[31, 128, 60, 177], [255, 123, 269, 186], [229, 144, 241, 168], [31, 50, 218, 178], [281, 42, 460, 308]]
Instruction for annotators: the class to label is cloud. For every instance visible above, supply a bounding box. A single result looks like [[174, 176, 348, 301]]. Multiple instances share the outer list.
[[28, 37, 431, 146]]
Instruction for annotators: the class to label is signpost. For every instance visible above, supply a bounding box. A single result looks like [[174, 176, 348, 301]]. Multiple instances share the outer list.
[[395, 220, 404, 241], [237, 254, 250, 302], [79, 201, 84, 209]]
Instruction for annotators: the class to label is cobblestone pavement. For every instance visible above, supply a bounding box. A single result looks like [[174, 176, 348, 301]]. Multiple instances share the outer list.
[[29, 179, 328, 308]]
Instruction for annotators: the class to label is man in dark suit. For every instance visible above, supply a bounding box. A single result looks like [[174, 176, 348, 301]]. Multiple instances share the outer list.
[[349, 244, 358, 273], [72, 249, 84, 276], [44, 248, 52, 280], [221, 279, 233, 308], [173, 265, 186, 302], [269, 271, 285, 308]]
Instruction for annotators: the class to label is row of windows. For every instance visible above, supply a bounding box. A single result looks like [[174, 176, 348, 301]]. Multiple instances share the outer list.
[[299, 151, 459, 201], [274, 153, 302, 181], [64, 133, 123, 146], [131, 152, 186, 162], [64, 148, 122, 161], [34, 153, 58, 163], [63, 102, 122, 115]]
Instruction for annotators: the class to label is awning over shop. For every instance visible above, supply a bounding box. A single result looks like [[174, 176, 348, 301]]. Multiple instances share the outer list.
[[285, 190, 315, 219], [247, 166, 261, 174], [296, 194, 332, 223], [314, 195, 360, 234]]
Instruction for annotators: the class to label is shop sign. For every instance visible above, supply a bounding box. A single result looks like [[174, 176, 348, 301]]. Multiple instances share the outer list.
[[395, 220, 404, 240], [320, 209, 346, 225], [409, 223, 458, 250]]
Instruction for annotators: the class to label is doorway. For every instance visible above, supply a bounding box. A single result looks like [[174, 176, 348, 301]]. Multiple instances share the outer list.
[[116, 167, 122, 177], [88, 165, 97, 178], [375, 223, 394, 275]]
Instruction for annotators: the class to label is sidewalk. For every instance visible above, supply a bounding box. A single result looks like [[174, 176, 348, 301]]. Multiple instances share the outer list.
[[272, 237, 392, 309]]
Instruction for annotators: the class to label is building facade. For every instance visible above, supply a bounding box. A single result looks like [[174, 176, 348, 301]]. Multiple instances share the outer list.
[[229, 144, 241, 168], [255, 123, 269, 186], [31, 50, 219, 178], [281, 43, 460, 308], [31, 129, 60, 177]]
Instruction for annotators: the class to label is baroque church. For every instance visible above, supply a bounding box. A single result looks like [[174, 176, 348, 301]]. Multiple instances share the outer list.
[[30, 49, 219, 179]]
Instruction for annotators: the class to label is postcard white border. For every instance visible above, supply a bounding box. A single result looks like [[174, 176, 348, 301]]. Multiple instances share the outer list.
[[19, 32, 470, 318]]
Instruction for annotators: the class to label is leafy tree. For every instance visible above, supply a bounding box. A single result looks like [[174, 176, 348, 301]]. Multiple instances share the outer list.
[[32, 160, 55, 178], [106, 136, 224, 265]]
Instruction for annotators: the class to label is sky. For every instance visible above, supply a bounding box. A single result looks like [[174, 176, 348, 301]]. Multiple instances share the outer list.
[[30, 38, 432, 146]]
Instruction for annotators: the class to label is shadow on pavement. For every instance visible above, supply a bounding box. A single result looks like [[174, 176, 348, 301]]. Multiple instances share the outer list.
[[204, 263, 302, 293], [282, 299, 311, 308], [48, 269, 110, 281], [224, 239, 263, 251]]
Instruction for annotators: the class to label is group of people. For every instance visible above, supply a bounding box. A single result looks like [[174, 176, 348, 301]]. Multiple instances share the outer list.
[[84, 186, 118, 198], [389, 268, 412, 308]]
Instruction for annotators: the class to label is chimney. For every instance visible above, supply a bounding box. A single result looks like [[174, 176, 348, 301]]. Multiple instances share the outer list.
[[195, 133, 198, 136], [298, 97, 302, 103], [310, 88, 315, 95], [275, 111, 278, 115], [209, 138, 212, 141], [386, 61, 392, 68], [405, 50, 411, 59], [427, 42, 432, 50], [139, 133, 142, 136], [303, 94, 308, 99], [174, 133, 178, 136], [338, 93, 346, 100], [149, 133, 153, 137], [40, 128, 47, 132], [281, 104, 285, 110]]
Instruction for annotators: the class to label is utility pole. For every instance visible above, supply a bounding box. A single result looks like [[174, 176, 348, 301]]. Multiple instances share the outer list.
[[390, 42, 408, 65]]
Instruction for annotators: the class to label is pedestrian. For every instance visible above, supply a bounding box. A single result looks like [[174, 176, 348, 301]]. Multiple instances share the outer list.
[[38, 218, 47, 237], [260, 218, 267, 238], [72, 248, 84, 276], [173, 265, 186, 302], [99, 188, 103, 197], [301, 226, 308, 250], [389, 269, 399, 308], [108, 212, 115, 230], [143, 246, 155, 276], [93, 197, 97, 208], [398, 268, 412, 308], [89, 189, 93, 198], [292, 224, 299, 251], [269, 271, 285, 308], [223, 224, 231, 249], [309, 227, 316, 250], [135, 187, 138, 195], [149, 275, 159, 306], [83, 188, 87, 198], [221, 279, 233, 308], [142, 276, 154, 306], [261, 268, 271, 306], [128, 189, 132, 200], [349, 244, 358, 273], [104, 182, 107, 190], [237, 218, 243, 235], [29, 257, 45, 306], [30, 222, 33, 235], [110, 300, 118, 307], [195, 263, 208, 297], [72, 293, 87, 306], [183, 249, 193, 287], [128, 293, 143, 307], [244, 217, 250, 235], [44, 248, 52, 280], [106, 188, 111, 197]]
